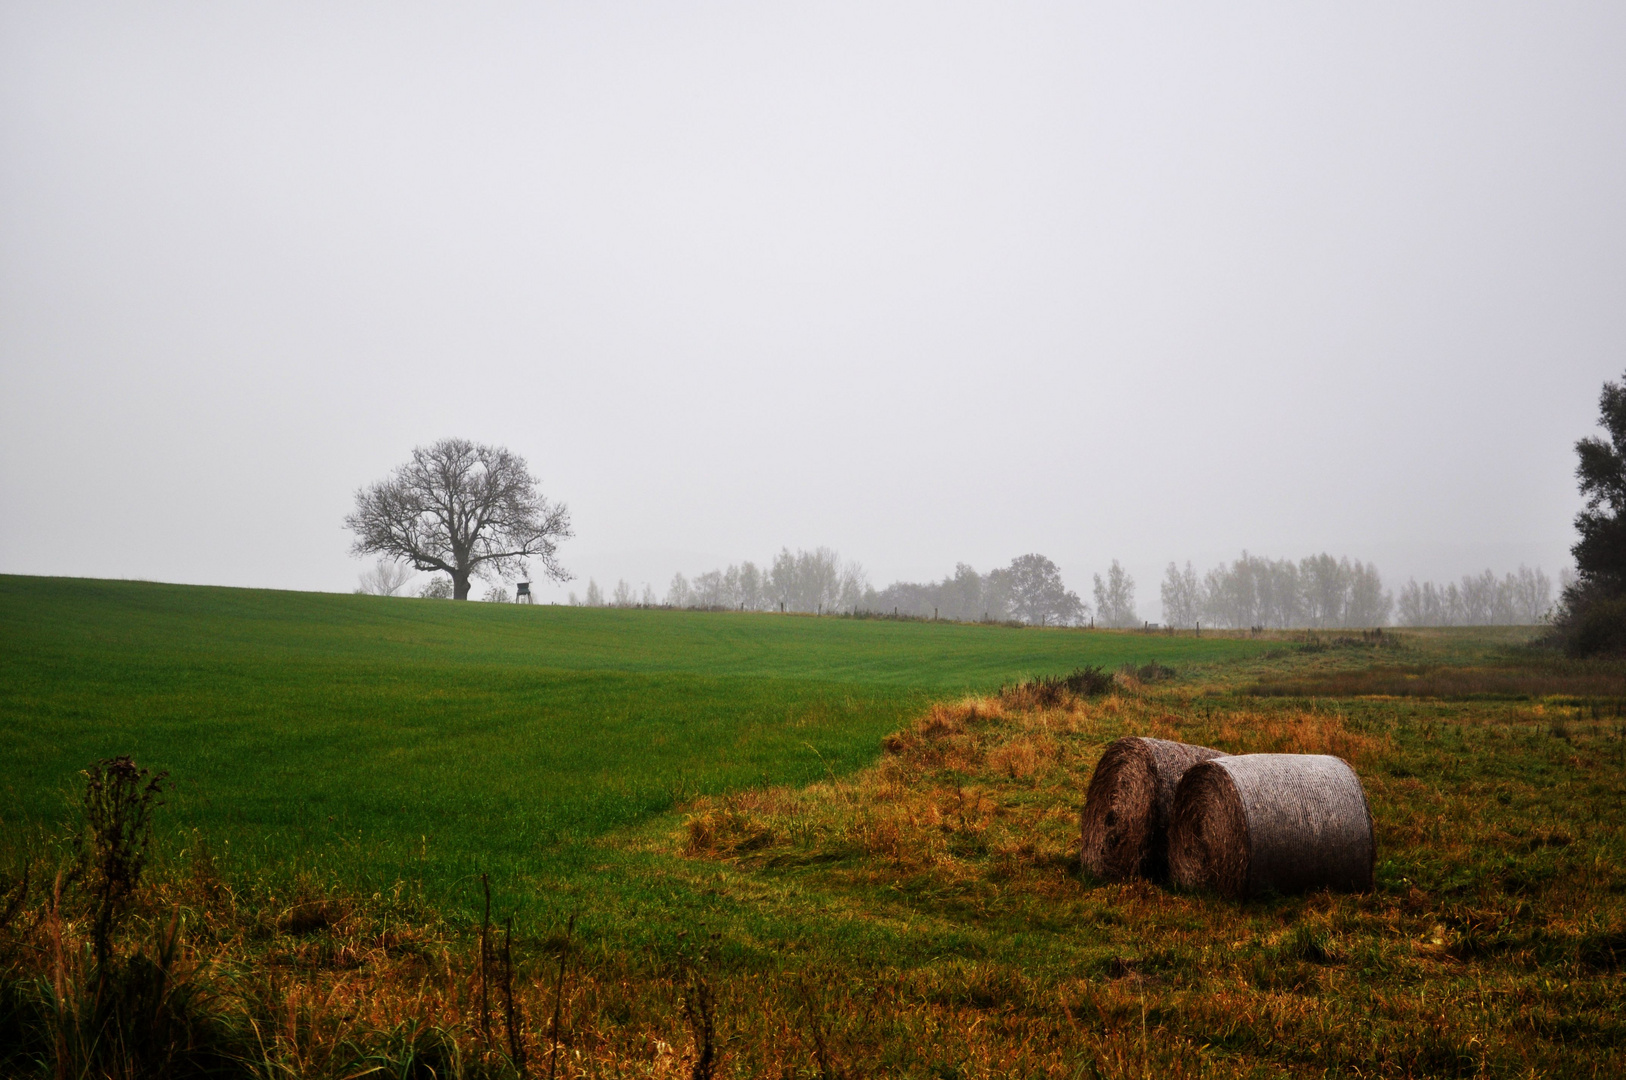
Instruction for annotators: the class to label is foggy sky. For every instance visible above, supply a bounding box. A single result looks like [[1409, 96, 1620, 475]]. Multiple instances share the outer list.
[[3, 2, 1623, 616]]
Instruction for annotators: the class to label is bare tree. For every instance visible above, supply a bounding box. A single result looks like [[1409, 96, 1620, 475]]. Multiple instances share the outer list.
[[737, 562, 763, 609], [356, 558, 415, 596], [693, 570, 727, 607], [666, 573, 692, 608], [345, 438, 572, 601], [1397, 566, 1550, 627], [1160, 561, 1201, 628], [766, 547, 866, 613], [1092, 560, 1138, 628], [1344, 560, 1393, 626]]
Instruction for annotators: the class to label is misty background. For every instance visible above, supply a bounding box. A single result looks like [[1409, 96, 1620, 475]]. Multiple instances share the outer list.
[[3, 3, 1623, 619]]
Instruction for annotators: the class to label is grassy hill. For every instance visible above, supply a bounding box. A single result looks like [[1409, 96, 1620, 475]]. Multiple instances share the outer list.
[[0, 575, 1265, 899], [4, 577, 1622, 1076]]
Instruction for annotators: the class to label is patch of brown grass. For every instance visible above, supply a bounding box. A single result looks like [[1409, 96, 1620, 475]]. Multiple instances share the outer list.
[[1209, 708, 1390, 763], [652, 679, 1626, 1076], [1249, 663, 1626, 700]]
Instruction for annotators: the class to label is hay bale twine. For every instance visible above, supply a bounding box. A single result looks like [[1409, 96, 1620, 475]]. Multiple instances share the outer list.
[[1079, 737, 1224, 880], [1167, 754, 1375, 898]]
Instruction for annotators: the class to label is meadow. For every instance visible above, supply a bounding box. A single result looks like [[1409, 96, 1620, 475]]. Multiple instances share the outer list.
[[1, 577, 1623, 1077], [0, 575, 1262, 910]]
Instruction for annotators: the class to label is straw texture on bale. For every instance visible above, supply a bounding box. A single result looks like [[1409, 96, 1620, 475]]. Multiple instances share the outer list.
[[1079, 736, 1224, 880], [1167, 754, 1375, 898]]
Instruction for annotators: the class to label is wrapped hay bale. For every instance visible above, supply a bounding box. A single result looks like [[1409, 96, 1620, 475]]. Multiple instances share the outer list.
[[1079, 737, 1225, 880], [1167, 754, 1375, 898]]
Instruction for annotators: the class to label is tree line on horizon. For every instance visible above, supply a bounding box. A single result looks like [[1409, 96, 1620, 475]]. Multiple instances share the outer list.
[[569, 547, 868, 615], [340, 440, 1562, 632], [1160, 553, 1392, 629], [565, 552, 1158, 630], [566, 550, 1098, 627], [1394, 567, 1555, 627], [551, 551, 1561, 629], [1160, 554, 1557, 629], [374, 537, 1555, 631], [342, 437, 1568, 633]]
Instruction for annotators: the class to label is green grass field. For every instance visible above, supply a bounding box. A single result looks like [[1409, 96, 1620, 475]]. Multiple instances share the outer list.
[[0, 575, 1265, 907], [5, 576, 1623, 1077]]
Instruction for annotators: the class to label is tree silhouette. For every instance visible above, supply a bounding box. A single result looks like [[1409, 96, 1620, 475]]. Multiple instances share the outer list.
[[346, 438, 572, 601], [1558, 373, 1626, 653]]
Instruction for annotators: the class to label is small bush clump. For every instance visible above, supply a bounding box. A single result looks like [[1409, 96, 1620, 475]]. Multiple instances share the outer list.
[[1002, 666, 1113, 708]]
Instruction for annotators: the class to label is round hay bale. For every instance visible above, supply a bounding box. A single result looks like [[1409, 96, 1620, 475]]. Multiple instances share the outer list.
[[1167, 754, 1375, 898], [1079, 737, 1224, 881]]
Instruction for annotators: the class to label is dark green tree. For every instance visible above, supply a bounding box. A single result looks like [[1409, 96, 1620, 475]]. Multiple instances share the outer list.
[[1559, 372, 1626, 653], [1571, 374, 1626, 594]]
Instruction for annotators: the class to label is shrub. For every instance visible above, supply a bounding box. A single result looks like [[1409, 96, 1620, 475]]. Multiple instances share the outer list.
[[1560, 594, 1626, 657], [1003, 667, 1113, 708]]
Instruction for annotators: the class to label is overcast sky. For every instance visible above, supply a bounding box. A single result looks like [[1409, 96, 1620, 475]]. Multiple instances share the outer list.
[[3, 2, 1623, 615]]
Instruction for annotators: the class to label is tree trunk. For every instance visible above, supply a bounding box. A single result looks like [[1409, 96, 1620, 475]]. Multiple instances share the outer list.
[[453, 571, 473, 601]]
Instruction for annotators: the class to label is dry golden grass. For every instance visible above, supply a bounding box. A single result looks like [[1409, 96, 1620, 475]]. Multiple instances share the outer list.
[[664, 680, 1626, 1076]]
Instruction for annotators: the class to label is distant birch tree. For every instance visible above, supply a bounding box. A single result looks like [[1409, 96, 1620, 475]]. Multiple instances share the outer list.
[[1160, 562, 1202, 627], [666, 573, 692, 608], [356, 558, 415, 596], [1093, 560, 1138, 628], [1396, 566, 1551, 626]]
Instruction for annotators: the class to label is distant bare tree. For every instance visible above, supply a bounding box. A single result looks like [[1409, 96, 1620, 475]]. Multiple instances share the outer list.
[[692, 570, 727, 607], [941, 563, 984, 620], [981, 566, 1015, 621], [1299, 554, 1345, 628], [1344, 560, 1393, 626], [737, 562, 763, 609], [612, 579, 636, 607], [1199, 551, 1391, 628], [1092, 560, 1138, 628], [356, 558, 414, 596], [1160, 561, 1201, 628], [1397, 566, 1551, 626], [766, 547, 867, 613], [584, 579, 605, 607], [345, 438, 572, 601], [1511, 566, 1554, 623], [666, 573, 692, 608]]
